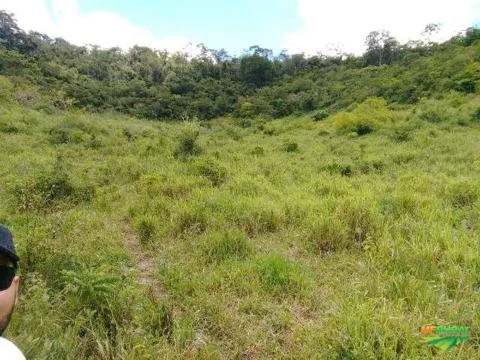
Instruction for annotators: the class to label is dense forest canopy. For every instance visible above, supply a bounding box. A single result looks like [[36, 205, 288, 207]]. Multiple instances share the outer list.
[[0, 10, 479, 121]]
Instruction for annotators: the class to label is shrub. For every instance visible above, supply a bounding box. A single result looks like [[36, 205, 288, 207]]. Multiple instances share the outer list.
[[472, 107, 480, 122], [282, 141, 299, 153], [312, 109, 329, 121], [415, 99, 452, 123], [233, 118, 252, 128], [13, 156, 94, 212], [193, 157, 228, 186], [237, 101, 255, 118], [203, 230, 251, 263], [324, 162, 353, 177], [0, 75, 13, 102], [174, 122, 202, 158], [332, 97, 394, 134]]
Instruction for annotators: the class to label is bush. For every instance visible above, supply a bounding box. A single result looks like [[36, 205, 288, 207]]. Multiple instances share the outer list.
[[192, 157, 228, 186], [13, 156, 94, 212], [282, 141, 299, 153], [415, 99, 452, 123], [174, 122, 202, 158], [472, 107, 480, 122], [233, 118, 252, 128], [332, 97, 394, 134], [323, 162, 353, 177], [0, 75, 13, 102], [312, 109, 329, 121]]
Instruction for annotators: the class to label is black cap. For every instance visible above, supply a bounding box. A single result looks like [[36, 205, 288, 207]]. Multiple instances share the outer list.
[[0, 225, 20, 264]]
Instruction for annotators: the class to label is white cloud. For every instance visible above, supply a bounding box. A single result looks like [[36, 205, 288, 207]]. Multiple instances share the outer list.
[[284, 0, 480, 55], [1, 0, 191, 52]]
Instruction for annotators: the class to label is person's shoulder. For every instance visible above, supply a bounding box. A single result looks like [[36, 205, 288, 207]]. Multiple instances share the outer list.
[[0, 337, 25, 360]]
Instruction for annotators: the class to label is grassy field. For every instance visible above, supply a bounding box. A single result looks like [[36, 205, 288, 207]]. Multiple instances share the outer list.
[[1, 92, 480, 359]]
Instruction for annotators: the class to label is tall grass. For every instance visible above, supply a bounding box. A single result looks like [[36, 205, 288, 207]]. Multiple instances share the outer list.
[[1, 92, 480, 358]]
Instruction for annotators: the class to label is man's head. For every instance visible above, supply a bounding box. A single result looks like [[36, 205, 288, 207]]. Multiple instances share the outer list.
[[0, 226, 19, 336]]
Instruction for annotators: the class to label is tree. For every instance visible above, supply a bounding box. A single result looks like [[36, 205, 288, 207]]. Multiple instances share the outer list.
[[365, 30, 399, 66], [240, 55, 274, 88], [0, 11, 37, 54]]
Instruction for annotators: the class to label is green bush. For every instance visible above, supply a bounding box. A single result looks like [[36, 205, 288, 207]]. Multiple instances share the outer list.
[[332, 97, 394, 134], [472, 107, 480, 122], [0, 75, 13, 102], [193, 157, 228, 186], [323, 162, 353, 176], [174, 122, 202, 158], [415, 99, 453, 123], [282, 141, 299, 153], [312, 109, 329, 121], [12, 157, 94, 212]]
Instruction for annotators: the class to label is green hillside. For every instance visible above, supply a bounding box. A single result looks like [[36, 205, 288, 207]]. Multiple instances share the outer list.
[[1, 9, 480, 360]]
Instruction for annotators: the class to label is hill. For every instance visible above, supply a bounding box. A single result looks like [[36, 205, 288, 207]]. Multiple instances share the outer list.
[[1, 9, 480, 359]]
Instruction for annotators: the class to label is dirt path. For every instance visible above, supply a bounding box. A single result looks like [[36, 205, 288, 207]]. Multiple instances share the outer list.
[[122, 218, 164, 301]]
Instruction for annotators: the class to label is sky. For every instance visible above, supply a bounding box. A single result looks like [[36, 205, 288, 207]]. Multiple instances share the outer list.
[[2, 0, 480, 56]]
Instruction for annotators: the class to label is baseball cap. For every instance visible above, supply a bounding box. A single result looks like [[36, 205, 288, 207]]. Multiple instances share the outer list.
[[0, 225, 20, 265]]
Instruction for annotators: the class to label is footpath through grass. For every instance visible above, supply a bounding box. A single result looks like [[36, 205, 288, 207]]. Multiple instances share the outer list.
[[1, 93, 480, 358]]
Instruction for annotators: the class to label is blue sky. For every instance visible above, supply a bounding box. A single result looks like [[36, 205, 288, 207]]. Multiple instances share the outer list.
[[76, 0, 301, 54], [3, 0, 480, 55]]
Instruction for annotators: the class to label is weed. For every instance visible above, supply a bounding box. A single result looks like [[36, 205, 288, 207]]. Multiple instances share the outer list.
[[257, 255, 306, 296], [307, 217, 349, 252], [447, 181, 478, 208], [135, 215, 156, 245], [202, 230, 251, 263]]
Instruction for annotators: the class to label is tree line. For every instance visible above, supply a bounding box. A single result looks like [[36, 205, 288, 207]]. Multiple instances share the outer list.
[[1, 10, 479, 120]]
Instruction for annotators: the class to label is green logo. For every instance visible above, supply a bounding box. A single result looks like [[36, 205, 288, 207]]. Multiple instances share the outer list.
[[419, 326, 471, 352]]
